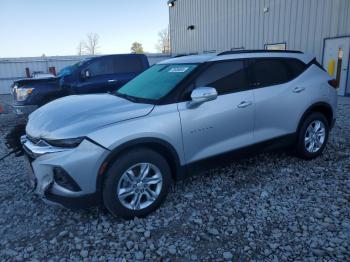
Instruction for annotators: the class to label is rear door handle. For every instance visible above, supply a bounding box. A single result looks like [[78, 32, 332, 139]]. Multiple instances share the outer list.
[[293, 87, 305, 93], [237, 101, 253, 108], [108, 79, 118, 83]]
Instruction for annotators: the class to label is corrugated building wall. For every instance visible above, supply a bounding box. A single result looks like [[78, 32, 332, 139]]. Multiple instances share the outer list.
[[169, 0, 350, 60], [0, 56, 83, 94]]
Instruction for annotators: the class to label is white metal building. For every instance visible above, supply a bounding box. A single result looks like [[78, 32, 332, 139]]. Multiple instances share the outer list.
[[0, 54, 169, 94], [168, 0, 350, 96]]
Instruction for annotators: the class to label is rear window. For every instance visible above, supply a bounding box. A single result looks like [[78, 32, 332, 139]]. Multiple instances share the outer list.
[[114, 56, 144, 74]]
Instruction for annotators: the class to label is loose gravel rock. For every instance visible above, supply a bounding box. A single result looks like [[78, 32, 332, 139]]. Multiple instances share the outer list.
[[0, 97, 350, 261]]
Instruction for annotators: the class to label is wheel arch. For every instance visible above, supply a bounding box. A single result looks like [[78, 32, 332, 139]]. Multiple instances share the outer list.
[[96, 138, 182, 192], [297, 102, 334, 134]]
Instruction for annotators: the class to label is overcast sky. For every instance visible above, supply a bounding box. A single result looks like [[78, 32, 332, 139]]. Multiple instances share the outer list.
[[0, 0, 169, 57]]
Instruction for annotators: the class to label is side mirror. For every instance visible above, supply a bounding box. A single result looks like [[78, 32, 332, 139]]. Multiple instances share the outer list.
[[188, 87, 218, 108], [81, 69, 91, 80]]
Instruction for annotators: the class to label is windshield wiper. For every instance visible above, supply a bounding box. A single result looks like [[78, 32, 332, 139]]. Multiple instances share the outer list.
[[113, 92, 138, 102]]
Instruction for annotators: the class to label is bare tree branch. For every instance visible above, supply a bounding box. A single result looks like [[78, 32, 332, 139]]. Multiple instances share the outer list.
[[155, 28, 171, 54], [83, 33, 100, 55], [77, 41, 84, 56]]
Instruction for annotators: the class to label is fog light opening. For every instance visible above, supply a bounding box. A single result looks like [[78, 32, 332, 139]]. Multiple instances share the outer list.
[[53, 167, 81, 192]]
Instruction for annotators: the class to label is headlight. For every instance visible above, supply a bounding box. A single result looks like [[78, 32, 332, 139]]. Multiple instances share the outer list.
[[44, 137, 84, 148], [16, 87, 34, 101], [12, 85, 17, 95]]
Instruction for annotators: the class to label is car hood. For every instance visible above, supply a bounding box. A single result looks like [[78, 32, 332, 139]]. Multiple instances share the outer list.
[[26, 94, 154, 139], [14, 77, 59, 86]]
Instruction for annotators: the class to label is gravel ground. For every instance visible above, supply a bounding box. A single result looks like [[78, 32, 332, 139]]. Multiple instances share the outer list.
[[0, 97, 349, 261]]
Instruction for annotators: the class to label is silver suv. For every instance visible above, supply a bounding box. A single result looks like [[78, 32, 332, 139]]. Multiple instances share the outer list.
[[23, 50, 338, 218]]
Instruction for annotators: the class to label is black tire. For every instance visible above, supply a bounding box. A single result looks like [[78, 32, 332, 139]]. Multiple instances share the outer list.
[[103, 148, 171, 219], [296, 112, 329, 160]]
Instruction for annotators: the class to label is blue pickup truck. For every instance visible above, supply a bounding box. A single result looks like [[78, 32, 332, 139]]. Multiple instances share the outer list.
[[11, 54, 149, 115]]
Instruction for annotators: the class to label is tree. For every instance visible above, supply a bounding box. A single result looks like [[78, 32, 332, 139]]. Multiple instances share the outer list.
[[77, 41, 84, 56], [83, 33, 100, 55], [155, 28, 171, 54], [130, 42, 144, 54]]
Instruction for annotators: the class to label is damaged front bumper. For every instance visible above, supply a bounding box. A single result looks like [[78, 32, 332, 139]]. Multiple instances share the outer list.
[[22, 136, 109, 209]]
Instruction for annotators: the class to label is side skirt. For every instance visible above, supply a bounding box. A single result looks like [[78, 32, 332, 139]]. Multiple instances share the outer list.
[[177, 133, 297, 180]]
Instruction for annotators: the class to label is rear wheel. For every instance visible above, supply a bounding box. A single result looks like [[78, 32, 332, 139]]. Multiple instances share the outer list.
[[103, 148, 171, 219], [296, 112, 329, 159]]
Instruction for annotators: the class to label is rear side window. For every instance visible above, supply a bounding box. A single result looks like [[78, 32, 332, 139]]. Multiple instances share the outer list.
[[250, 59, 289, 87], [87, 58, 114, 76], [195, 60, 249, 95], [114, 56, 144, 74]]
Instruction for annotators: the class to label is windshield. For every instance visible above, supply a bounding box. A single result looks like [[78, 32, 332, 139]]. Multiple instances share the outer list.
[[116, 63, 198, 101]]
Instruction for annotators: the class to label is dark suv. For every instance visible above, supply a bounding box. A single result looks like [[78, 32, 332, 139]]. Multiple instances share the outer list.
[[12, 54, 149, 115]]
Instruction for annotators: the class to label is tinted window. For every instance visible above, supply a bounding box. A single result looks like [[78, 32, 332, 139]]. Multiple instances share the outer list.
[[251, 59, 289, 87], [87, 58, 114, 76], [195, 60, 249, 94], [284, 59, 307, 78], [114, 56, 144, 74]]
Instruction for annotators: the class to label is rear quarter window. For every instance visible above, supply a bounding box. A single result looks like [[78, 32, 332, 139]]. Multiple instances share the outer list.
[[284, 59, 307, 79]]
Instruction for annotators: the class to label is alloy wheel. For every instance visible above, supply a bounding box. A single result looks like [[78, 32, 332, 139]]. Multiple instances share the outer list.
[[117, 163, 163, 210], [304, 120, 326, 153]]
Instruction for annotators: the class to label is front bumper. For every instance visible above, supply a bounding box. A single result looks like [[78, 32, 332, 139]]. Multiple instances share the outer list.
[[23, 137, 109, 209], [12, 104, 38, 115]]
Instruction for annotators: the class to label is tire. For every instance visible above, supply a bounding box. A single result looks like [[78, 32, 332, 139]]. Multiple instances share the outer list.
[[296, 112, 329, 160], [103, 148, 171, 219]]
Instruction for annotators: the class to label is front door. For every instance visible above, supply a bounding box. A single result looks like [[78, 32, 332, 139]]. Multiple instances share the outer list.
[[323, 37, 350, 96], [178, 60, 254, 164], [76, 57, 117, 94]]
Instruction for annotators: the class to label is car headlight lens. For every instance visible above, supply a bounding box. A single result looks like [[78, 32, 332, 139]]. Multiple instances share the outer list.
[[16, 87, 34, 101], [45, 137, 84, 148]]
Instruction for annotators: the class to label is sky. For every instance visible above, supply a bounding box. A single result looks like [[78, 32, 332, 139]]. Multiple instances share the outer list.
[[0, 0, 169, 57]]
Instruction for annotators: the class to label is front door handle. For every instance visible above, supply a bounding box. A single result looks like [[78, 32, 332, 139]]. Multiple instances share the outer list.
[[108, 79, 118, 83], [237, 101, 253, 108], [293, 87, 305, 93]]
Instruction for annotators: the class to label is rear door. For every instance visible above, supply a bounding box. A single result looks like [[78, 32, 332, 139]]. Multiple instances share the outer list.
[[249, 58, 308, 143], [178, 60, 255, 164]]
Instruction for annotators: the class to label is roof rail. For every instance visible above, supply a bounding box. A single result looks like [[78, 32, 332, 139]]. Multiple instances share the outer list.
[[173, 54, 188, 58], [218, 50, 303, 56]]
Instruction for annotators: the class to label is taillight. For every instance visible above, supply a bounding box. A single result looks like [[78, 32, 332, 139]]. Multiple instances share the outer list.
[[328, 79, 338, 89]]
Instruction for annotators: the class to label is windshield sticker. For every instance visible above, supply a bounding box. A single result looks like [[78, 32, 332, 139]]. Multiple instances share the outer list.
[[168, 67, 189, 73]]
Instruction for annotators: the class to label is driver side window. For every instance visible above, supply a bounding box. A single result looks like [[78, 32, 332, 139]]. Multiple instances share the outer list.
[[86, 58, 114, 77], [195, 60, 249, 95]]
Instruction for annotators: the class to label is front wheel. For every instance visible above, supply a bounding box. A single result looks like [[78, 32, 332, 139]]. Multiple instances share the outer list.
[[103, 148, 171, 219], [296, 112, 329, 159]]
